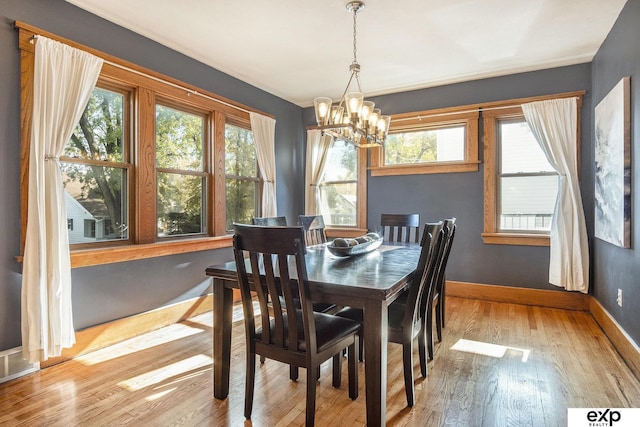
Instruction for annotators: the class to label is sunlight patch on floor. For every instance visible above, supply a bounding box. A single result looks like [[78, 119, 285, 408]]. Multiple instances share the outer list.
[[451, 338, 531, 362], [118, 354, 212, 391], [77, 322, 208, 366]]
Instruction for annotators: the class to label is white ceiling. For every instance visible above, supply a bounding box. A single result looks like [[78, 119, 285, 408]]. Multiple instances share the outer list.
[[66, 0, 627, 107]]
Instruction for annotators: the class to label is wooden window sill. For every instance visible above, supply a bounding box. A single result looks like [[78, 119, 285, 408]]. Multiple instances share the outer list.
[[370, 160, 480, 176], [481, 232, 550, 247], [17, 235, 233, 268]]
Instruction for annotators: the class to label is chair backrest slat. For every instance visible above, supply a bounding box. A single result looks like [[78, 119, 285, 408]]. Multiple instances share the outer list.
[[298, 215, 327, 246], [381, 213, 420, 243]]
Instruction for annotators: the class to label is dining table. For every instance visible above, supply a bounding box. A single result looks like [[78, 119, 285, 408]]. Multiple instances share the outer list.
[[205, 241, 421, 427]]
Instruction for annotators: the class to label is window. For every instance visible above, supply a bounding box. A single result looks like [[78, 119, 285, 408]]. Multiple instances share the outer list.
[[225, 123, 260, 231], [481, 94, 582, 246], [370, 107, 479, 176], [498, 119, 558, 232], [155, 104, 207, 237], [18, 24, 270, 266], [61, 86, 130, 245], [317, 140, 367, 229]]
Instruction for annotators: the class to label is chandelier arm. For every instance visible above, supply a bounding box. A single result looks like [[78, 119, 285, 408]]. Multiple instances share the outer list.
[[337, 71, 358, 110]]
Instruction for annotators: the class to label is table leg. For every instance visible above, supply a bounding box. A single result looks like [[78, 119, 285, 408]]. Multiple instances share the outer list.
[[363, 299, 388, 426], [213, 278, 233, 399]]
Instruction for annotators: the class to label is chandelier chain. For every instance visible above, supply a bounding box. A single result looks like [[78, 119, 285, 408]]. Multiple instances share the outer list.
[[352, 8, 358, 66], [352, 6, 362, 92]]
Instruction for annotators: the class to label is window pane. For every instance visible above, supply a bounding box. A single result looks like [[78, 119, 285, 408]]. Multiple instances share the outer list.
[[319, 183, 357, 226], [156, 105, 204, 171], [500, 175, 558, 231], [500, 121, 555, 173], [157, 172, 204, 236], [225, 178, 258, 230], [319, 141, 358, 226], [225, 124, 259, 229], [384, 126, 465, 165], [323, 141, 357, 181], [62, 165, 128, 243], [65, 88, 124, 162], [225, 124, 256, 177]]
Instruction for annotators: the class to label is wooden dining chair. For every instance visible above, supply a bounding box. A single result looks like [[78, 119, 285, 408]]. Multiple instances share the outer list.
[[335, 222, 444, 407], [427, 217, 457, 358], [233, 224, 360, 426], [251, 216, 287, 226], [380, 213, 420, 243], [298, 215, 327, 246]]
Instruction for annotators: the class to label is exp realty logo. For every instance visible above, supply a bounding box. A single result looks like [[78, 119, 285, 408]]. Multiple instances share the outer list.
[[568, 408, 640, 427]]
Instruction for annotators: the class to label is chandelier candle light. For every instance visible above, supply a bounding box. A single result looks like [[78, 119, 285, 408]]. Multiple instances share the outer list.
[[312, 1, 390, 148]]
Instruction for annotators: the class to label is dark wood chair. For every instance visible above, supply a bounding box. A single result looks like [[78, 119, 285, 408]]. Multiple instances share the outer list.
[[233, 224, 360, 426], [251, 216, 287, 226], [380, 213, 420, 243], [335, 222, 444, 407], [427, 217, 457, 358], [298, 215, 328, 246]]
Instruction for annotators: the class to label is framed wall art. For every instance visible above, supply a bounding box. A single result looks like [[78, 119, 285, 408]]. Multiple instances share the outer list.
[[594, 76, 631, 248]]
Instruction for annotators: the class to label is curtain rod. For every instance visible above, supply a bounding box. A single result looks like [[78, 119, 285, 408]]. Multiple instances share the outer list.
[[391, 96, 581, 123], [30, 34, 255, 116]]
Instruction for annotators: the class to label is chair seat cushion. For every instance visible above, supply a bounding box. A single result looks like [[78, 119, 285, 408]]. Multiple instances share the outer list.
[[257, 310, 360, 353]]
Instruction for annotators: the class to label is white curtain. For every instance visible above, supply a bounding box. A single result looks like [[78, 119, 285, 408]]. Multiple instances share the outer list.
[[22, 37, 103, 363], [250, 113, 277, 217], [304, 130, 334, 214], [522, 98, 589, 293]]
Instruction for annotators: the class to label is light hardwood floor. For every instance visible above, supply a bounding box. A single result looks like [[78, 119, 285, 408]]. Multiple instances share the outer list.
[[1, 297, 639, 426]]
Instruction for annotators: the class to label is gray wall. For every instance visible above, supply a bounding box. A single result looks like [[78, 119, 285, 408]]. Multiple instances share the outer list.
[[591, 0, 640, 345], [1, 0, 639, 353], [0, 0, 304, 350], [303, 64, 593, 290]]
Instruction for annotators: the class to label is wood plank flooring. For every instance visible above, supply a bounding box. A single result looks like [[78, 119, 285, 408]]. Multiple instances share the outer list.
[[1, 297, 639, 426]]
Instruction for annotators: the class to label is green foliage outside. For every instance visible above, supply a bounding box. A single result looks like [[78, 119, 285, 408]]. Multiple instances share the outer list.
[[155, 105, 204, 236], [63, 87, 127, 242], [225, 124, 258, 230], [384, 130, 437, 165]]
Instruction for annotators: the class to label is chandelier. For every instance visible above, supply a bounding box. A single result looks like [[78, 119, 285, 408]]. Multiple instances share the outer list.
[[312, 1, 390, 148]]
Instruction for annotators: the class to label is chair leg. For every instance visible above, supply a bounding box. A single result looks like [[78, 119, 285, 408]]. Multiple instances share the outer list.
[[260, 355, 265, 364], [332, 353, 342, 388], [244, 351, 256, 419], [290, 365, 299, 381], [441, 278, 447, 329], [426, 304, 435, 360], [306, 364, 318, 427], [358, 333, 364, 362], [435, 297, 443, 342], [418, 325, 428, 378], [348, 340, 359, 400], [402, 339, 415, 407]]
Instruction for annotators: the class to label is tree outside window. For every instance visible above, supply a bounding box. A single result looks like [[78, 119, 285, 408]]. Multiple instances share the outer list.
[[62, 86, 129, 245], [155, 104, 206, 237], [225, 123, 260, 231]]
